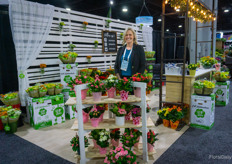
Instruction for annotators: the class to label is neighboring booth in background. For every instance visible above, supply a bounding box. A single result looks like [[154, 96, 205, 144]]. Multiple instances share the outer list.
[[27, 94, 65, 129], [214, 81, 230, 106], [60, 64, 78, 89], [63, 90, 77, 119], [190, 94, 215, 130]]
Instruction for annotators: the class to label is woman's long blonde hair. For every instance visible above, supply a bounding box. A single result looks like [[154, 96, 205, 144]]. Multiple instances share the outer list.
[[122, 27, 138, 45]]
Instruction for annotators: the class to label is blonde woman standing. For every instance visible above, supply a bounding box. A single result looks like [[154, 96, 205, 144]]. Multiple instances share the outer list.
[[114, 27, 146, 79]]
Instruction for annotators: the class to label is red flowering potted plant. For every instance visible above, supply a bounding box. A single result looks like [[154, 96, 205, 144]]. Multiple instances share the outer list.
[[116, 77, 133, 101], [70, 133, 89, 155], [68, 75, 92, 100], [110, 103, 127, 126], [89, 106, 101, 127], [88, 75, 105, 101], [131, 106, 141, 125], [104, 145, 137, 164], [121, 128, 141, 150], [110, 128, 120, 147], [131, 128, 142, 149], [131, 73, 149, 97], [147, 129, 158, 152]]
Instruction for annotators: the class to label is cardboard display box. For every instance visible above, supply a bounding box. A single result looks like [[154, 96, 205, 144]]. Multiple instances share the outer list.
[[190, 94, 215, 130], [60, 64, 78, 89], [214, 81, 230, 106], [27, 94, 65, 129]]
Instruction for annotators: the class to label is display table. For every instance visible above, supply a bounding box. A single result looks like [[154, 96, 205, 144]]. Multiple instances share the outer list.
[[164, 68, 215, 123]]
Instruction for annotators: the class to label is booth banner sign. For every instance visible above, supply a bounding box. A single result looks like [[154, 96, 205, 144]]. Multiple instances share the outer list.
[[190, 94, 215, 130], [136, 16, 153, 25]]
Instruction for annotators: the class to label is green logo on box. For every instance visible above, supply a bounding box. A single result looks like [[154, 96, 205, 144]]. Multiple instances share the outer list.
[[66, 64, 71, 69], [216, 89, 223, 95], [195, 109, 205, 118], [53, 107, 64, 117], [39, 108, 47, 116], [64, 75, 72, 83]]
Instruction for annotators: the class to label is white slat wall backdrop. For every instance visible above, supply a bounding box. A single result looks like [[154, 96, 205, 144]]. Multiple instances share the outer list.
[[24, 7, 145, 85]]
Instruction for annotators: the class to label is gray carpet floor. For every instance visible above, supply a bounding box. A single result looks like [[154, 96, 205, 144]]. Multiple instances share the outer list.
[[155, 80, 232, 164], [0, 132, 74, 164]]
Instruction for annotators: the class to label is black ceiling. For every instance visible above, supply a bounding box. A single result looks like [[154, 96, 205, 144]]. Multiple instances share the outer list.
[[18, 0, 232, 33]]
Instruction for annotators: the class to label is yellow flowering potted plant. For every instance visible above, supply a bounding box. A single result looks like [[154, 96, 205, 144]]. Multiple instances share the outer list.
[[187, 63, 198, 76], [203, 80, 215, 95], [200, 56, 217, 69], [213, 71, 230, 82], [157, 107, 170, 127], [45, 83, 56, 96]]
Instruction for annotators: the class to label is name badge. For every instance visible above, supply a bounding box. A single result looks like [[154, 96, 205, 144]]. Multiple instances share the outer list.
[[121, 60, 129, 71]]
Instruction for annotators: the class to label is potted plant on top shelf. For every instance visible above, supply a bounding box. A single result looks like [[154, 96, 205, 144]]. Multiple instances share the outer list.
[[104, 74, 117, 98], [116, 77, 133, 101], [88, 75, 105, 102], [131, 73, 149, 98]]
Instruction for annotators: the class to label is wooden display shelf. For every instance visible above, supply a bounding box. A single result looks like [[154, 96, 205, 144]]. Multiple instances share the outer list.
[[65, 95, 150, 106], [71, 117, 154, 130], [84, 144, 156, 158]]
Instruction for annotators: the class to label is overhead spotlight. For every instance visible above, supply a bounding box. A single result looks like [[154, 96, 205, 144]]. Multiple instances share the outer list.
[[178, 25, 182, 28], [166, 29, 169, 32], [66, 8, 71, 11], [117, 19, 120, 21], [110, 0, 113, 5], [158, 19, 162, 22], [176, 9, 180, 12], [224, 9, 229, 13], [122, 8, 128, 12]]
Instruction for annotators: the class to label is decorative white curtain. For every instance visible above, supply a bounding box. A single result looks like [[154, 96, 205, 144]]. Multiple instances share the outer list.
[[142, 26, 153, 51], [8, 0, 54, 106]]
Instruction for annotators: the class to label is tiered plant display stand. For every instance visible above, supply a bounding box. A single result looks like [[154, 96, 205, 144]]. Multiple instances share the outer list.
[[65, 82, 155, 164]]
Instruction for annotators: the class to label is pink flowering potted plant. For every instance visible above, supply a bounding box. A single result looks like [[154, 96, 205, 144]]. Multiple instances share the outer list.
[[89, 106, 101, 127], [147, 129, 159, 152], [70, 133, 89, 155], [104, 74, 117, 98], [96, 130, 110, 154], [96, 104, 105, 122], [68, 75, 92, 100], [82, 106, 92, 123], [116, 77, 132, 101], [131, 73, 149, 97], [110, 128, 120, 147], [88, 75, 105, 101], [104, 145, 137, 164], [131, 107, 141, 125], [110, 103, 127, 126], [120, 128, 141, 150]]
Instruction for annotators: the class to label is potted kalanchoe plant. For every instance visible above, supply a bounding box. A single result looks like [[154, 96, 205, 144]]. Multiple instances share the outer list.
[[68, 75, 92, 100], [70, 133, 89, 155], [89, 129, 104, 149], [82, 106, 92, 123], [131, 106, 141, 125], [55, 83, 63, 95], [187, 63, 198, 76], [146, 104, 151, 117], [110, 103, 127, 126], [130, 128, 142, 149], [104, 74, 117, 98], [0, 92, 20, 106], [104, 145, 137, 164], [116, 77, 133, 101], [131, 73, 149, 97], [121, 128, 141, 150], [96, 104, 105, 122], [147, 129, 159, 152], [168, 105, 184, 130], [89, 105, 101, 127], [96, 130, 110, 155], [110, 128, 120, 147], [1, 106, 21, 134], [157, 108, 170, 127], [39, 85, 47, 97], [88, 75, 105, 101]]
